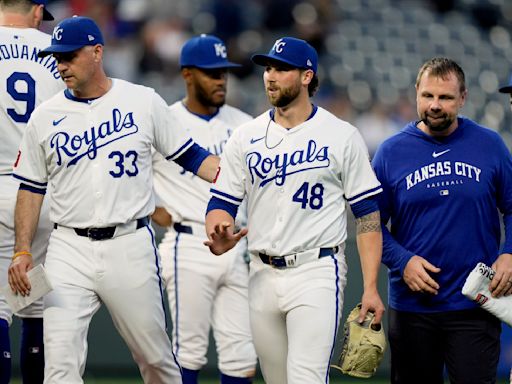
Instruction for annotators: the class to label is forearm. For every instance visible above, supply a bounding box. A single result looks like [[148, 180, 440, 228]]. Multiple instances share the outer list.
[[14, 189, 44, 253], [196, 154, 220, 183], [205, 208, 235, 238], [382, 226, 415, 275], [356, 211, 382, 291]]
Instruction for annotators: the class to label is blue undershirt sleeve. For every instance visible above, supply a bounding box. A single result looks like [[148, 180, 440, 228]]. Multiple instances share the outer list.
[[350, 196, 379, 218], [206, 196, 238, 220], [174, 143, 210, 175]]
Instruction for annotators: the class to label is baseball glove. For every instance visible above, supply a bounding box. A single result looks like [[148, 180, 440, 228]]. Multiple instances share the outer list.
[[331, 303, 386, 378]]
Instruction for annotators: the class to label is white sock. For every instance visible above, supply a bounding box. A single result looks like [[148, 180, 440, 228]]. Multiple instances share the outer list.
[[462, 262, 512, 326]]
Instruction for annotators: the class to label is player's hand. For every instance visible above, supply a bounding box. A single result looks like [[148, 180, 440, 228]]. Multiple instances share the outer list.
[[204, 221, 248, 255], [359, 288, 385, 326], [403, 255, 441, 295], [490, 253, 512, 298], [8, 254, 33, 296]]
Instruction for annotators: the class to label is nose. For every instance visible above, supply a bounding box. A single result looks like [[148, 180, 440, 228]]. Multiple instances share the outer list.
[[57, 61, 68, 72], [264, 68, 277, 82], [430, 97, 442, 111]]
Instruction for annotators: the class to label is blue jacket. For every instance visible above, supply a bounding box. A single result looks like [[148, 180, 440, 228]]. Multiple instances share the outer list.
[[372, 117, 512, 312]]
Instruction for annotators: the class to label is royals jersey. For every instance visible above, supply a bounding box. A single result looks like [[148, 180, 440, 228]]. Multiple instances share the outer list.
[[13, 79, 194, 228], [211, 106, 382, 256], [153, 101, 251, 224], [0, 26, 64, 175], [372, 117, 512, 312]]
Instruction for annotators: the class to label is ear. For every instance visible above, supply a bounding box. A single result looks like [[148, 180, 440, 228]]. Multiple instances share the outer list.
[[181, 68, 193, 83], [93, 45, 103, 62], [32, 4, 44, 28], [459, 89, 467, 108], [302, 69, 314, 86]]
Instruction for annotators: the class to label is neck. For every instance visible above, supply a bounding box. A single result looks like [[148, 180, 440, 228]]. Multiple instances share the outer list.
[[73, 74, 112, 99], [417, 120, 458, 138], [273, 94, 313, 128], [0, 12, 36, 29], [183, 97, 219, 116]]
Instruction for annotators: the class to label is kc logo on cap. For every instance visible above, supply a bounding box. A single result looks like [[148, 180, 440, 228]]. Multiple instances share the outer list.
[[180, 34, 241, 69], [38, 16, 105, 58], [52, 27, 63, 41], [272, 39, 287, 53], [251, 36, 318, 74]]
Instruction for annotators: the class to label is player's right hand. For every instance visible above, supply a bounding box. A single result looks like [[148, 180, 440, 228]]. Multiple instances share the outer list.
[[204, 221, 248, 255], [403, 255, 441, 295], [8, 254, 33, 296]]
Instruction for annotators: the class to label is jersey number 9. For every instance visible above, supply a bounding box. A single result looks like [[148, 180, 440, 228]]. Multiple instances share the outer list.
[[7, 72, 36, 123]]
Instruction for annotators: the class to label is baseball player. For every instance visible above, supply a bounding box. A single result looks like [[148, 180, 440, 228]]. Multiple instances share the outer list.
[[0, 1, 63, 382], [204, 37, 385, 384], [152, 34, 257, 384], [8, 16, 219, 384]]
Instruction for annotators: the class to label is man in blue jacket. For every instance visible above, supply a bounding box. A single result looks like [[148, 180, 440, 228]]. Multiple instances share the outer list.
[[373, 57, 512, 384]]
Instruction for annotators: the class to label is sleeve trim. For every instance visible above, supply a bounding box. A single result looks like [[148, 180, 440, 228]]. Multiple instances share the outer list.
[[210, 188, 243, 204], [13, 174, 47, 187], [165, 138, 194, 161]]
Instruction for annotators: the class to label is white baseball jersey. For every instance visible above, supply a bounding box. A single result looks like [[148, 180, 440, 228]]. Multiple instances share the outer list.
[[0, 26, 64, 323], [14, 78, 193, 228], [211, 106, 382, 255], [14, 78, 193, 383], [153, 101, 257, 377], [0, 26, 63, 175], [153, 101, 251, 223], [210, 105, 381, 384]]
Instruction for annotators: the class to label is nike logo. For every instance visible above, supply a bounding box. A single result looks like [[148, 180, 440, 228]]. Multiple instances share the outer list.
[[432, 149, 450, 158], [52, 116, 67, 126], [250, 136, 265, 144]]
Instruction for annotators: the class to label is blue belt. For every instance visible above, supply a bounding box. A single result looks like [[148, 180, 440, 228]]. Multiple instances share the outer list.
[[259, 246, 339, 268], [54, 217, 149, 241], [173, 223, 193, 234]]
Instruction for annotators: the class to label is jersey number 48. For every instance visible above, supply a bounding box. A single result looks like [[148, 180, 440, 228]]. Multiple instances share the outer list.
[[292, 182, 324, 210]]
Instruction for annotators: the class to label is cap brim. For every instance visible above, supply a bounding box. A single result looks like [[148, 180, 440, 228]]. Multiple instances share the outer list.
[[251, 54, 302, 70], [499, 85, 512, 93], [42, 7, 54, 21], [38, 44, 86, 57]]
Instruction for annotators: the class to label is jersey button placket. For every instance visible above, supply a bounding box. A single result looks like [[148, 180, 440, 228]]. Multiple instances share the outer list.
[[271, 134, 289, 253], [89, 108, 102, 225]]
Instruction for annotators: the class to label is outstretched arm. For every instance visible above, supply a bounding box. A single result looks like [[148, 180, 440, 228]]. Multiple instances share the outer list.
[[196, 154, 220, 183], [9, 189, 43, 296], [356, 210, 385, 325]]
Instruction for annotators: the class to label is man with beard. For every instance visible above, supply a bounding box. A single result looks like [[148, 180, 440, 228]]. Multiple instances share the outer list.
[[203, 36, 385, 384], [151, 34, 257, 384], [372, 57, 512, 384]]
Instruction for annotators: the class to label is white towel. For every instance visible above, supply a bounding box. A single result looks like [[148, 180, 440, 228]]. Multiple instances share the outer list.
[[461, 262, 512, 326]]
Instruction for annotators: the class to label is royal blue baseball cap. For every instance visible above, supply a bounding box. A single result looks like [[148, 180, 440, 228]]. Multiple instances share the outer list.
[[251, 37, 318, 74], [32, 0, 54, 21], [38, 16, 104, 58], [180, 34, 241, 69]]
